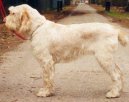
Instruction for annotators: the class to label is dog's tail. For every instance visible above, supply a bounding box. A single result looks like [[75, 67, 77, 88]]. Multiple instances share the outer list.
[[118, 31, 128, 46]]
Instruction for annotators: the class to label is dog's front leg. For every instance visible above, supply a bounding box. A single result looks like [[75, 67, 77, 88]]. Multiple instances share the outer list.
[[35, 51, 55, 97]]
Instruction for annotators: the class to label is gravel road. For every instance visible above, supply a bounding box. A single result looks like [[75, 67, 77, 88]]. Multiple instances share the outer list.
[[0, 3, 129, 102]]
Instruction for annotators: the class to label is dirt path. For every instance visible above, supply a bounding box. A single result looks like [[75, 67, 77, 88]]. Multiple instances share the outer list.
[[0, 3, 129, 102]]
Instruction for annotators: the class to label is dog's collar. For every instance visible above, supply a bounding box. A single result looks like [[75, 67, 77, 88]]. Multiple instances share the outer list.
[[8, 20, 44, 41], [11, 23, 43, 41], [12, 30, 28, 40]]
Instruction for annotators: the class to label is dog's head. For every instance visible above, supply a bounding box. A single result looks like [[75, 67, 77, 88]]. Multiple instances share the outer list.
[[5, 4, 46, 34]]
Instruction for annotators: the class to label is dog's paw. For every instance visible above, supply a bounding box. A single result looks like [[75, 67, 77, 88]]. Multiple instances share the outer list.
[[106, 90, 120, 98], [37, 88, 54, 97]]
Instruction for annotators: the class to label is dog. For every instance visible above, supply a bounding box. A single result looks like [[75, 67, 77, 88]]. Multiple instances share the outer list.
[[4, 4, 128, 98]]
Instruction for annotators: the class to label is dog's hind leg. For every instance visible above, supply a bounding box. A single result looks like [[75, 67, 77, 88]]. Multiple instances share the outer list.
[[36, 51, 55, 97], [95, 50, 123, 98]]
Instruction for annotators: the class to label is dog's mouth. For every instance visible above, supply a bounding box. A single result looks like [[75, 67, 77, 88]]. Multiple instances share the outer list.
[[5, 25, 28, 40], [3, 18, 27, 40]]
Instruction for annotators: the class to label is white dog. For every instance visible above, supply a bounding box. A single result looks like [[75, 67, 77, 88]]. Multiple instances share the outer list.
[[4, 4, 128, 98]]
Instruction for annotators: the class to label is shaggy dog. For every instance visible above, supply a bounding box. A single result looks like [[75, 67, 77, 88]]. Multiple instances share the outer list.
[[4, 4, 128, 98]]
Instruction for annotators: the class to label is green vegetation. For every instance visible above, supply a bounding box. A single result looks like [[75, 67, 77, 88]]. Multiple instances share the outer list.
[[106, 9, 129, 20], [92, 1, 129, 27]]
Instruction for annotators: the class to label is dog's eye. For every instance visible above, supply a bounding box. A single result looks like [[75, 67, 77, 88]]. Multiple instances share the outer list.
[[12, 12, 15, 15], [10, 12, 15, 15]]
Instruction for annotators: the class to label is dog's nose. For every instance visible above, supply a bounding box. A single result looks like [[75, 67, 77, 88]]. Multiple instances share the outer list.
[[3, 17, 6, 22]]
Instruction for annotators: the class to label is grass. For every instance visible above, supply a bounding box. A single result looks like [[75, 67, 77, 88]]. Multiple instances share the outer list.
[[106, 9, 129, 20], [91, 4, 129, 28]]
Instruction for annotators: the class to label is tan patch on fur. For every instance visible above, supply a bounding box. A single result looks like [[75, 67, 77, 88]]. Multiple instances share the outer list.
[[19, 8, 31, 34], [21, 9, 30, 25], [118, 31, 128, 46], [81, 33, 93, 40]]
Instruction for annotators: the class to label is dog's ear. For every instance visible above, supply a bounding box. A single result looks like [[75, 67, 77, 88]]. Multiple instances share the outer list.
[[21, 9, 30, 24], [19, 8, 31, 33]]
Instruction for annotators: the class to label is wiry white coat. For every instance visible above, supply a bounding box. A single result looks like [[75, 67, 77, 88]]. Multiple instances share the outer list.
[[5, 4, 128, 98], [31, 22, 118, 63]]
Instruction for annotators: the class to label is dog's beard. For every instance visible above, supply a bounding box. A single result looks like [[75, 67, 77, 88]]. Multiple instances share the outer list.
[[5, 16, 21, 31], [6, 22, 18, 31]]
